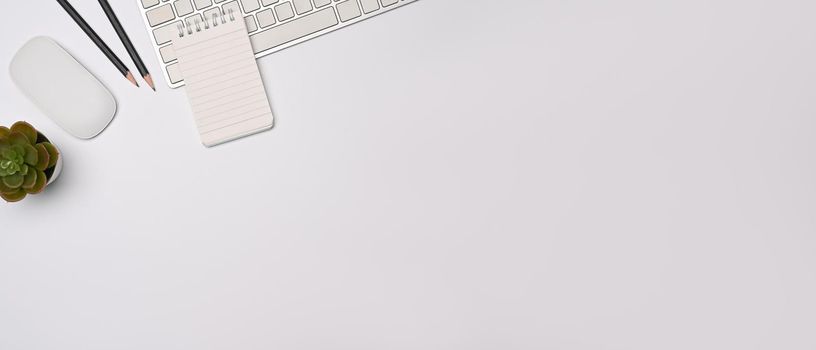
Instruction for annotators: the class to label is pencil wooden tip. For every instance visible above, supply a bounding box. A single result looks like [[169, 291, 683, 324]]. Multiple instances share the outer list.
[[143, 74, 156, 91], [126, 72, 139, 87]]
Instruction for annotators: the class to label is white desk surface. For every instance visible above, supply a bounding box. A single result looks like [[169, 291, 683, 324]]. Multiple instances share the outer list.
[[2, 0, 815, 348]]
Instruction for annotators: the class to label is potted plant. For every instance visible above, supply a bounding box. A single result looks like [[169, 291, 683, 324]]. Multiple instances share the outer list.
[[0, 121, 61, 202]]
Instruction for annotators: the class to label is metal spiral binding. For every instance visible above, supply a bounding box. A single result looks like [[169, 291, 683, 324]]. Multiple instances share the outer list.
[[177, 9, 236, 38]]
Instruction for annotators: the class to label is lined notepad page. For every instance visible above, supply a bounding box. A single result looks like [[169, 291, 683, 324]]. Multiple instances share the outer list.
[[173, 17, 274, 146]]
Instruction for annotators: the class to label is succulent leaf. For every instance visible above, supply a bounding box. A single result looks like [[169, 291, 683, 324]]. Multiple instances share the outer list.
[[35, 144, 50, 171], [22, 143, 38, 166], [42, 143, 59, 168], [1, 160, 20, 177], [0, 160, 14, 177], [0, 144, 26, 177], [0, 188, 26, 202], [8, 131, 30, 147], [2, 173, 24, 188], [0, 179, 14, 193], [10, 122, 37, 144], [0, 144, 13, 161], [0, 126, 9, 138], [22, 169, 37, 189], [25, 169, 47, 194]]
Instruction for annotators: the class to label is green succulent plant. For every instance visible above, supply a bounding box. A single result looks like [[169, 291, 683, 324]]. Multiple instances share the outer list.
[[0, 121, 59, 202]]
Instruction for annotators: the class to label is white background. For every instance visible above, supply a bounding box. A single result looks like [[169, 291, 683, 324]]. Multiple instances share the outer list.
[[2, 0, 815, 349]]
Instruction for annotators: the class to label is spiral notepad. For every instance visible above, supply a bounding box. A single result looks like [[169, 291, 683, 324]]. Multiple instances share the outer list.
[[173, 11, 274, 147]]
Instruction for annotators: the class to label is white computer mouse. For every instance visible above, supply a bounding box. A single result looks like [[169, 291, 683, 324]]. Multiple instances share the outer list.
[[9, 36, 116, 139]]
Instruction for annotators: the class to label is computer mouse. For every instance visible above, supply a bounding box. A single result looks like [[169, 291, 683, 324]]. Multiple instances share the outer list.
[[9, 36, 116, 139]]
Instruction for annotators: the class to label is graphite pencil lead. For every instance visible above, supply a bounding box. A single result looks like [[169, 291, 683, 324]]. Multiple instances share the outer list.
[[143, 73, 156, 91]]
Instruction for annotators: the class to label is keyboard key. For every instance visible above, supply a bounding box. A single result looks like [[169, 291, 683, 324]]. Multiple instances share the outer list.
[[250, 7, 338, 53], [239, 0, 261, 12], [313, 0, 330, 7], [202, 7, 221, 23], [166, 63, 182, 83], [261, 0, 279, 5], [221, 1, 241, 18], [184, 13, 204, 27], [244, 15, 258, 32], [292, 0, 312, 14], [360, 0, 378, 13], [142, 0, 160, 8], [153, 20, 182, 44], [336, 0, 360, 22], [159, 44, 177, 62], [185, 13, 204, 31], [274, 2, 295, 21], [194, 0, 213, 9], [146, 4, 176, 26], [174, 0, 194, 16], [381, 0, 398, 6], [256, 9, 276, 27]]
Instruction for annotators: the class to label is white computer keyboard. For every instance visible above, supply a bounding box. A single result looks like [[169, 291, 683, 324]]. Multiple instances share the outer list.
[[138, 0, 416, 88]]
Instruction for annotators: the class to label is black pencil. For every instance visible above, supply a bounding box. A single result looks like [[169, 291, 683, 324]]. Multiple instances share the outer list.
[[97, 0, 155, 91], [55, 0, 138, 87]]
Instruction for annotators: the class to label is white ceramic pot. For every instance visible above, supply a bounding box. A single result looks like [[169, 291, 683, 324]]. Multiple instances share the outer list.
[[36, 132, 62, 186], [46, 151, 62, 185]]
